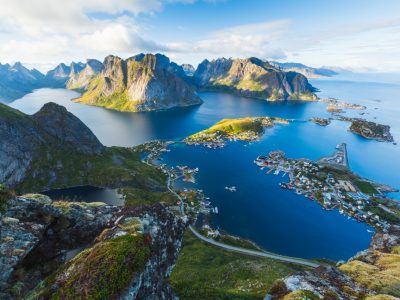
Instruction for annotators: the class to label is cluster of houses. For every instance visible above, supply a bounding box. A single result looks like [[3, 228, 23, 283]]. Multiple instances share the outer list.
[[255, 150, 393, 231]]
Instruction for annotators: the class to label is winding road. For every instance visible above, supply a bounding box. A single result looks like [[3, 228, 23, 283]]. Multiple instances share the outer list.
[[188, 225, 320, 268]]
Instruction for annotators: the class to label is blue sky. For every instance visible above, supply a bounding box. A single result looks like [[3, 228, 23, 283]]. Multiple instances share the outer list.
[[0, 0, 399, 72]]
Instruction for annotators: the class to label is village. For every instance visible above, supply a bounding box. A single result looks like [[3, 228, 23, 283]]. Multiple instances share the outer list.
[[254, 143, 399, 231]]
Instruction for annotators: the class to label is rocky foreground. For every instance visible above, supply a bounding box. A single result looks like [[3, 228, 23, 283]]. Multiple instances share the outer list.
[[269, 226, 400, 299], [0, 193, 186, 299]]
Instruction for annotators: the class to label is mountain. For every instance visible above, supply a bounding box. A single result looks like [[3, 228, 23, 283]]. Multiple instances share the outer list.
[[272, 61, 338, 78], [0, 62, 45, 102], [74, 53, 202, 112], [194, 57, 317, 101], [0, 102, 104, 187], [182, 64, 195, 76], [44, 63, 72, 87], [67, 59, 104, 91]]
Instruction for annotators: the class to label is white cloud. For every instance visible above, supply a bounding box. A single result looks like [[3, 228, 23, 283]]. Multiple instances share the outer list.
[[167, 20, 290, 61]]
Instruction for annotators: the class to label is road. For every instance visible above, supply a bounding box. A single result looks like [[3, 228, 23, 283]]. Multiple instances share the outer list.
[[156, 154, 320, 269], [188, 225, 320, 268]]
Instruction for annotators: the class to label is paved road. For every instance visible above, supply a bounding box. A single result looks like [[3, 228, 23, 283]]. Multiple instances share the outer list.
[[189, 225, 320, 268], [160, 158, 319, 269]]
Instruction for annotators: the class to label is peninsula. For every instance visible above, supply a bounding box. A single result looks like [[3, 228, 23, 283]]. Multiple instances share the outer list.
[[185, 116, 289, 148], [255, 143, 399, 228]]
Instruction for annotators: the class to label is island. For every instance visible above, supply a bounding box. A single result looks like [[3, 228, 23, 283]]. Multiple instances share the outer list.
[[323, 98, 366, 113], [254, 143, 399, 229], [349, 118, 394, 142], [185, 116, 289, 148], [310, 117, 331, 126]]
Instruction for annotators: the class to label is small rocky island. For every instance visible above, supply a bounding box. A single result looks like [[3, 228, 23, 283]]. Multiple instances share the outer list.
[[310, 117, 331, 126], [323, 98, 366, 113], [185, 116, 289, 148], [349, 118, 394, 142]]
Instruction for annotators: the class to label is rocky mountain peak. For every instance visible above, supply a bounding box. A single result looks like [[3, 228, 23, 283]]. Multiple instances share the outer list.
[[32, 102, 104, 155]]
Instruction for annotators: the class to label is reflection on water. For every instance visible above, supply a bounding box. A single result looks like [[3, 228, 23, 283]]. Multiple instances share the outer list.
[[42, 185, 123, 206]]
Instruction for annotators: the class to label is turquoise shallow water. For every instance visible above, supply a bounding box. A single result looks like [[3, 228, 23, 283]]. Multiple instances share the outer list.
[[7, 76, 400, 260]]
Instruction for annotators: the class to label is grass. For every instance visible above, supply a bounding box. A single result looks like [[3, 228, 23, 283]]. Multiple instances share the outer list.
[[339, 250, 400, 298], [169, 230, 308, 300], [120, 186, 178, 207], [17, 146, 167, 195], [35, 233, 150, 300], [355, 180, 378, 194]]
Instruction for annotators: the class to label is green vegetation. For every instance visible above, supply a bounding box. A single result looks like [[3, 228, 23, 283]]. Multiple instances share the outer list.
[[35, 233, 150, 300], [282, 290, 319, 300], [339, 250, 400, 298], [74, 76, 138, 112], [288, 92, 318, 101], [216, 235, 261, 252], [186, 117, 288, 143], [355, 180, 378, 194], [120, 187, 177, 207], [17, 146, 167, 195], [170, 231, 308, 300]]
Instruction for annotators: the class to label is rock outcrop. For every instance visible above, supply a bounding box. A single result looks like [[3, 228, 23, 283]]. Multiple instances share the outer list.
[[0, 102, 104, 187], [193, 57, 317, 100], [0, 193, 186, 299], [268, 227, 400, 299], [0, 194, 118, 298], [74, 53, 202, 112]]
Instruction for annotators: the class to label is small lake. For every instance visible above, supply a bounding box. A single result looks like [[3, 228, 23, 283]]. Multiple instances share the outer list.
[[42, 186, 124, 206], [6, 75, 400, 260]]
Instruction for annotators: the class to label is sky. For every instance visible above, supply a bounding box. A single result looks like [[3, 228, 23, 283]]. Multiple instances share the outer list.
[[0, 0, 399, 73]]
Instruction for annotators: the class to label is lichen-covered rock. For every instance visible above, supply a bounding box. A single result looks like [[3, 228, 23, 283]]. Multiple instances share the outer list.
[[268, 265, 368, 299], [339, 226, 400, 298], [29, 204, 186, 300], [0, 195, 117, 299]]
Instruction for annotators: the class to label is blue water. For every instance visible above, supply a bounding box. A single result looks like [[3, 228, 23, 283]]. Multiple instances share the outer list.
[[7, 76, 400, 260]]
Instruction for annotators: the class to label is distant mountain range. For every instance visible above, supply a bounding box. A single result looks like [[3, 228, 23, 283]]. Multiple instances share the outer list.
[[0, 62, 45, 102], [271, 62, 338, 78], [0, 55, 328, 110]]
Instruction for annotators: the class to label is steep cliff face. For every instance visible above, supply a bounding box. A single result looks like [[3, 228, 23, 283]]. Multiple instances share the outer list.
[[67, 59, 104, 91], [194, 57, 317, 100], [75, 53, 202, 112], [0, 102, 104, 187]]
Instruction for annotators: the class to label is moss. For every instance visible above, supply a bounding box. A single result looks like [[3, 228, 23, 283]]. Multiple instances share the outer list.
[[42, 234, 150, 300], [339, 252, 400, 297], [170, 230, 308, 300], [21, 193, 52, 204], [282, 290, 319, 300]]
